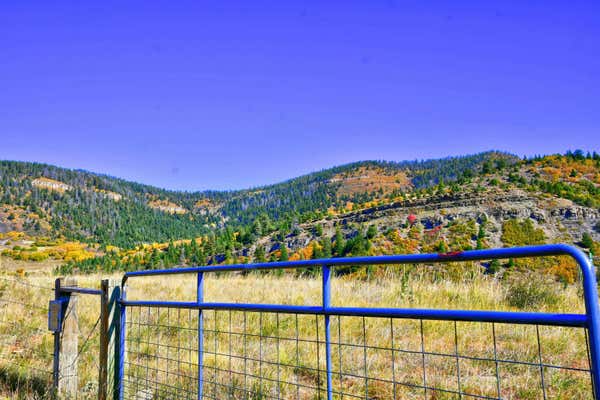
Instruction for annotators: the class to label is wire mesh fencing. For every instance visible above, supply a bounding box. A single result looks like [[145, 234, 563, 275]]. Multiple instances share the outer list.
[[0, 274, 54, 398], [0, 274, 106, 399], [119, 245, 600, 400], [122, 306, 594, 400]]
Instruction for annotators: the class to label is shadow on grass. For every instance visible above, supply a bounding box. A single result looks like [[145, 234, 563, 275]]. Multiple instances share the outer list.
[[0, 365, 52, 399]]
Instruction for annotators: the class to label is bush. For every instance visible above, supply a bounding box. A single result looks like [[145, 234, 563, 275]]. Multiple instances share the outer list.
[[505, 275, 560, 309], [55, 263, 74, 275], [487, 259, 501, 274], [27, 252, 49, 262], [582, 232, 594, 249], [501, 219, 546, 246], [544, 255, 578, 284]]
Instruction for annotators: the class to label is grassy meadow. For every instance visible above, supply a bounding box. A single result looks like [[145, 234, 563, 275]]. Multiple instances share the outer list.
[[0, 260, 596, 399]]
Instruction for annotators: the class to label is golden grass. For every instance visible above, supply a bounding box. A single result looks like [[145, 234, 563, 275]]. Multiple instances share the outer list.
[[0, 274, 105, 399], [0, 268, 594, 399]]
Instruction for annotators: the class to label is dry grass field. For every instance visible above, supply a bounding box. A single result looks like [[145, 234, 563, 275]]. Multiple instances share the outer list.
[[0, 261, 595, 399]]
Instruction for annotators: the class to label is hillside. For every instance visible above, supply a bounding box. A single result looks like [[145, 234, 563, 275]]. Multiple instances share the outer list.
[[1, 150, 599, 278], [0, 152, 515, 245]]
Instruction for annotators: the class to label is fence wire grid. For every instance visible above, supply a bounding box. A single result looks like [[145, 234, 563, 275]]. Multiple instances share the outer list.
[[0, 275, 54, 397], [0, 275, 104, 399], [120, 246, 600, 400], [123, 306, 594, 400]]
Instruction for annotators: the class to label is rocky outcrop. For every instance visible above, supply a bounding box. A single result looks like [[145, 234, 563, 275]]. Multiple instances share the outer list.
[[297, 190, 600, 250], [31, 177, 72, 192]]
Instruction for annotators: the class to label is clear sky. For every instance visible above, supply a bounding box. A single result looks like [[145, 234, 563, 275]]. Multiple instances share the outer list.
[[1, 1, 599, 191]]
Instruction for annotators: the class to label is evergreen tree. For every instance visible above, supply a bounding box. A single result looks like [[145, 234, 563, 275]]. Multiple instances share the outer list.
[[321, 237, 332, 259], [312, 242, 323, 259], [314, 224, 323, 237], [254, 245, 266, 263], [334, 227, 345, 257], [279, 243, 288, 261], [366, 225, 377, 240]]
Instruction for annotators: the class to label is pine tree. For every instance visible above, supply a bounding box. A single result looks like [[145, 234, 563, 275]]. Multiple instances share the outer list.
[[312, 242, 323, 259], [334, 227, 345, 257], [279, 243, 288, 261], [321, 237, 332, 259], [366, 225, 377, 240], [314, 224, 323, 237], [254, 245, 266, 263]]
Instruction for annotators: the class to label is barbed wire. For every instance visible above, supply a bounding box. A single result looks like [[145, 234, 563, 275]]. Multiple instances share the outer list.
[[0, 298, 48, 311], [0, 278, 105, 398], [0, 276, 55, 291], [0, 358, 53, 378], [0, 320, 49, 337], [60, 313, 102, 373]]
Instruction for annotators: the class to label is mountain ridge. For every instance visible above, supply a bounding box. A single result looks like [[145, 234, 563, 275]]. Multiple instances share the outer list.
[[1, 150, 599, 277], [0, 151, 518, 246], [0, 150, 517, 193]]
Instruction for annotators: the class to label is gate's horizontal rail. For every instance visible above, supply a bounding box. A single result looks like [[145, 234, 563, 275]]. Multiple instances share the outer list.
[[121, 244, 597, 332], [59, 286, 103, 296], [122, 243, 594, 281], [122, 301, 588, 327]]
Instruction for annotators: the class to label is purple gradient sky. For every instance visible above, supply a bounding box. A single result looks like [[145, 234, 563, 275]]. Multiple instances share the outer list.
[[1, 1, 599, 191]]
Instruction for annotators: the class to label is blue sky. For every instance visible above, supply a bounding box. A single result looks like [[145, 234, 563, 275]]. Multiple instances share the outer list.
[[1, 1, 599, 191]]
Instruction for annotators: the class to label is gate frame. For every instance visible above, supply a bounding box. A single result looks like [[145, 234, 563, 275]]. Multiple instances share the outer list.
[[118, 244, 600, 399]]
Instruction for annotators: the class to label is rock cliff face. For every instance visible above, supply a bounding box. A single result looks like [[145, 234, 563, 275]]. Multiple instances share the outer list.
[[260, 189, 600, 255]]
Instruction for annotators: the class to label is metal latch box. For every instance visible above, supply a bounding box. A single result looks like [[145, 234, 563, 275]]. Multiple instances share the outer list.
[[48, 298, 67, 332]]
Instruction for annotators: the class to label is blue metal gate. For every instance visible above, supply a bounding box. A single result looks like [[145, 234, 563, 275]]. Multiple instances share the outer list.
[[117, 244, 600, 399]]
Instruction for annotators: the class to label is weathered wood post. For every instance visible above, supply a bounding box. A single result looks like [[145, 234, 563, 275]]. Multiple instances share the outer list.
[[52, 277, 79, 398]]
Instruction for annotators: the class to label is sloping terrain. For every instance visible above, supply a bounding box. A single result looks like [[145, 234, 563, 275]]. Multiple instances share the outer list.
[[0, 150, 599, 276]]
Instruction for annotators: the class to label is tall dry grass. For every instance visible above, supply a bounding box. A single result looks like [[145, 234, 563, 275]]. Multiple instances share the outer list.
[[0, 263, 594, 399], [123, 267, 591, 399]]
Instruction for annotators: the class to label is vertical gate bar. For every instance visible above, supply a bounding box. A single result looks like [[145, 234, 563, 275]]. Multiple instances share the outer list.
[[111, 285, 121, 400], [197, 272, 204, 400], [118, 285, 126, 400], [322, 265, 333, 400], [579, 249, 600, 399], [99, 279, 109, 400]]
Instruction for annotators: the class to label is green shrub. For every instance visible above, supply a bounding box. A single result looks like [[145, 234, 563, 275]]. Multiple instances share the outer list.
[[505, 274, 560, 309], [582, 232, 594, 249], [28, 252, 49, 262], [501, 219, 546, 246], [487, 259, 501, 274]]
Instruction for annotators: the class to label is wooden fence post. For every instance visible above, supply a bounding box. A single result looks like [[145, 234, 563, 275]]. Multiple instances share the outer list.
[[54, 277, 78, 398]]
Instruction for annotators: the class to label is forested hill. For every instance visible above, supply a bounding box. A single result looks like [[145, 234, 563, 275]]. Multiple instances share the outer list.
[[2, 149, 600, 276], [0, 151, 517, 247]]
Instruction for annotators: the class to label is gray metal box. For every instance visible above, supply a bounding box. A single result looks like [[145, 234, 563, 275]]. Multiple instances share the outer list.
[[48, 299, 66, 332]]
